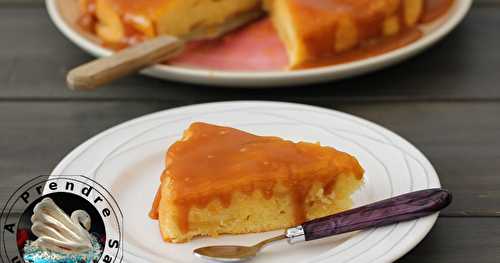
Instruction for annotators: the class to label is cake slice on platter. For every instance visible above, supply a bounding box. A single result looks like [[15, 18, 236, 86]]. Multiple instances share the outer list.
[[150, 122, 364, 243]]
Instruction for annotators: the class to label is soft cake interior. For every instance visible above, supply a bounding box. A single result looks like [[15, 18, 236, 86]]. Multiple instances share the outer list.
[[157, 174, 363, 243]]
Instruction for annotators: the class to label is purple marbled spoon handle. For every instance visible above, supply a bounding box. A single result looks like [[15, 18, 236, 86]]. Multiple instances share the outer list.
[[302, 188, 452, 241]]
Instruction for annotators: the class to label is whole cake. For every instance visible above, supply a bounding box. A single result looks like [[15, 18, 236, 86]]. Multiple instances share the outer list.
[[78, 0, 452, 68], [149, 123, 364, 243]]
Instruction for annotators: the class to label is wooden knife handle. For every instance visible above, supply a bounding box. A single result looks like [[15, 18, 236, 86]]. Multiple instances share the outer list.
[[66, 35, 184, 91], [302, 189, 452, 241]]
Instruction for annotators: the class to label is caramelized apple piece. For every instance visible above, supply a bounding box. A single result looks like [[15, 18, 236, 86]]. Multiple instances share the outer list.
[[383, 15, 401, 36], [404, 0, 424, 26], [335, 17, 358, 52], [95, 0, 124, 44], [122, 14, 155, 38]]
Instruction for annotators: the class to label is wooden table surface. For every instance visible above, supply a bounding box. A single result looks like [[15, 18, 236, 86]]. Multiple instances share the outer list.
[[1, 1, 499, 262]]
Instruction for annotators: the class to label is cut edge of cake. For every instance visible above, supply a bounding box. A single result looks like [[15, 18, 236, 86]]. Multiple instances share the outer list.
[[157, 172, 363, 243]]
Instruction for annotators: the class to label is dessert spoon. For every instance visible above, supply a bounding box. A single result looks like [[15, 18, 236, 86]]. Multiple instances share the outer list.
[[194, 188, 451, 262]]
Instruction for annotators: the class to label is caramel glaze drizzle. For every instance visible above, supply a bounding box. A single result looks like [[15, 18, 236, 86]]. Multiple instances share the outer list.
[[149, 123, 364, 233]]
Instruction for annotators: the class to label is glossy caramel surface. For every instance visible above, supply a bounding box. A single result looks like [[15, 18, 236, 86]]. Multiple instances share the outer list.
[[150, 123, 364, 232]]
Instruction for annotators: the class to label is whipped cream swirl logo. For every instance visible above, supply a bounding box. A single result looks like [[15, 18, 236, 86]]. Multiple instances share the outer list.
[[0, 175, 123, 263], [30, 198, 93, 253]]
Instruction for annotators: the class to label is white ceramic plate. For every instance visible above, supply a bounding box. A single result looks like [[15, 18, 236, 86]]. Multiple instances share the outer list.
[[50, 101, 441, 262], [46, 0, 471, 87]]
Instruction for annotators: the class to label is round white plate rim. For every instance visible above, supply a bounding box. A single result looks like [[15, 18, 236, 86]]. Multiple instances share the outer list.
[[45, 0, 471, 87], [49, 101, 441, 262]]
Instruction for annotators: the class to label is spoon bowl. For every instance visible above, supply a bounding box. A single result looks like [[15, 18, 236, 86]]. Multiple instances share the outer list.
[[193, 245, 258, 262], [194, 234, 287, 262]]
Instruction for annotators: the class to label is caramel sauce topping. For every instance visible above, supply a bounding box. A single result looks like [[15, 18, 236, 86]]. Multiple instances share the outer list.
[[149, 123, 364, 233]]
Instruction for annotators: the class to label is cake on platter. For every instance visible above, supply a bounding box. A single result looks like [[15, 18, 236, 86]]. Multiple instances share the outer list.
[[77, 0, 453, 69]]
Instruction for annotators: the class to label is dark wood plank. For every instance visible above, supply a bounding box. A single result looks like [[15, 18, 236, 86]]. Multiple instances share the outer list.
[[1, 101, 499, 215], [0, 101, 167, 207], [400, 217, 500, 262], [0, 0, 43, 6], [1, 6, 500, 101]]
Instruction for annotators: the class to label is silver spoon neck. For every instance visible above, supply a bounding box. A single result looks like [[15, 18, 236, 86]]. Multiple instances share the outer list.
[[285, 225, 306, 244], [254, 234, 287, 250]]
